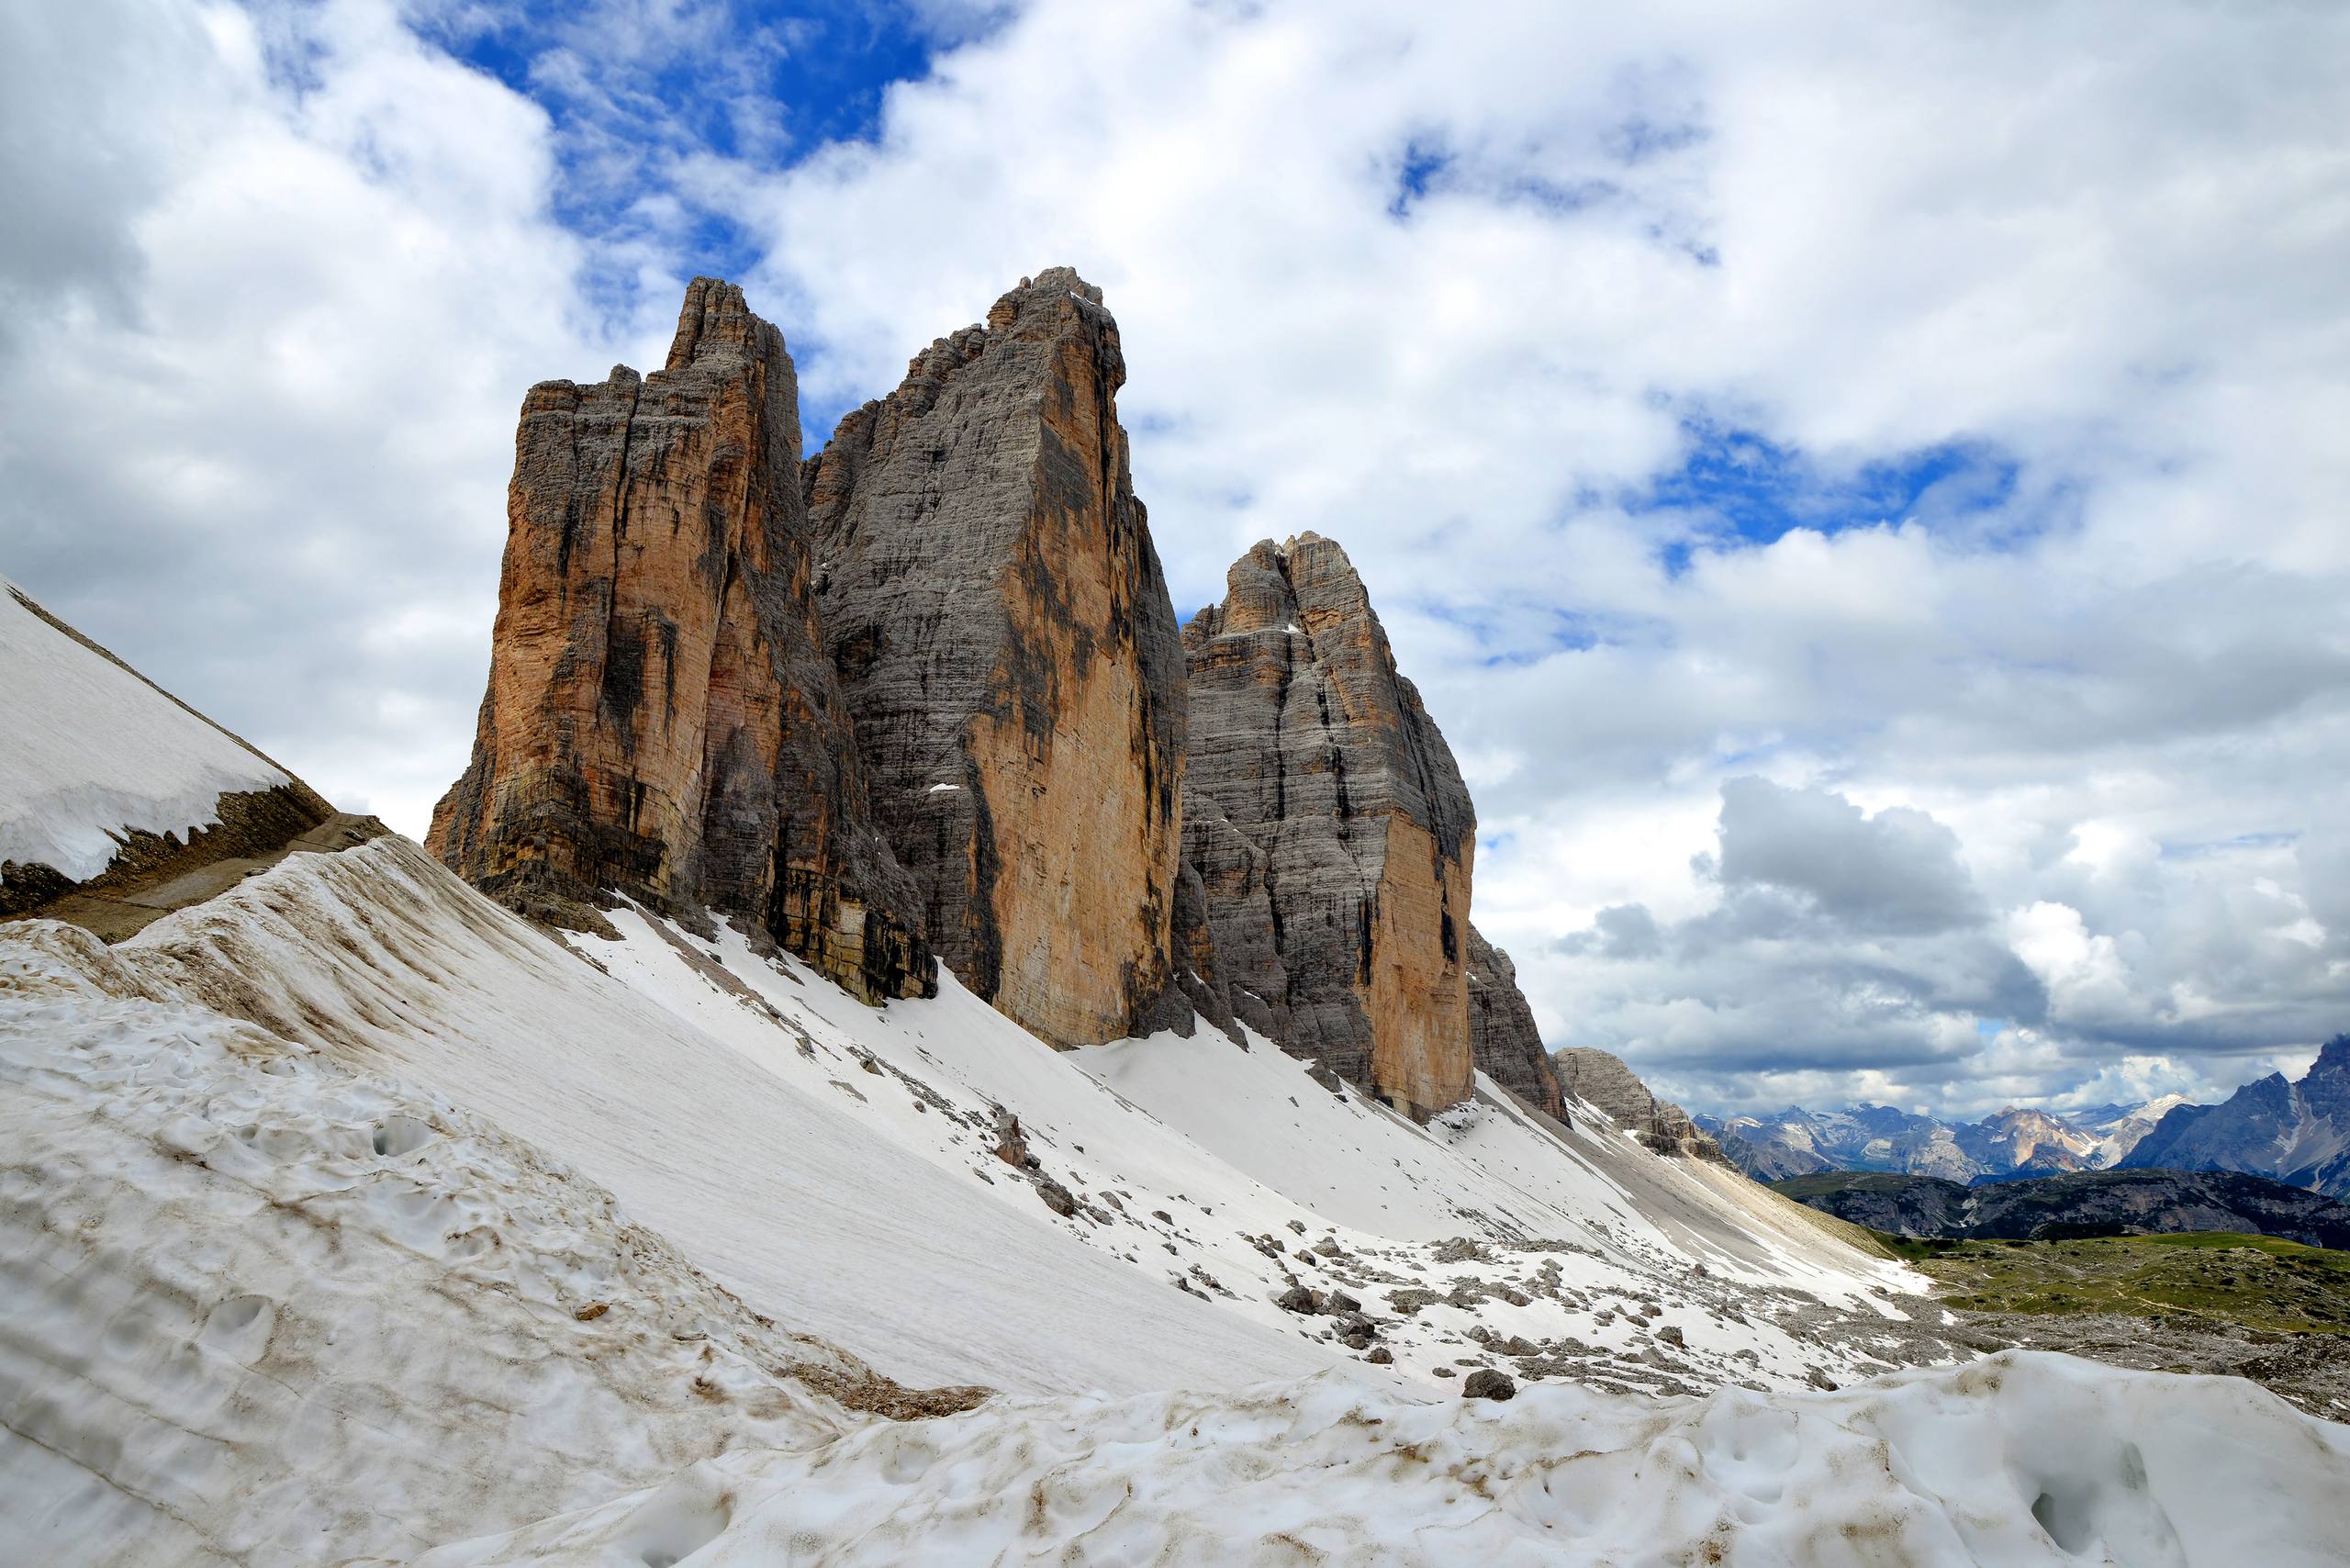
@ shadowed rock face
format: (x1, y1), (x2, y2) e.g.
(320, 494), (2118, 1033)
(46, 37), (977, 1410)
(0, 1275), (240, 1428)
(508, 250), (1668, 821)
(1466, 925), (1564, 1119)
(1557, 1047), (1722, 1160)
(1181, 533), (1477, 1118)
(428, 279), (931, 1003)
(804, 269), (1190, 1047)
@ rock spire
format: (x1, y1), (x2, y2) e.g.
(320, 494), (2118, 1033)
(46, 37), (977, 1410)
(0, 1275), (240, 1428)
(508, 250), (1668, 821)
(428, 278), (931, 1002)
(805, 269), (1192, 1047)
(1180, 533), (1477, 1117)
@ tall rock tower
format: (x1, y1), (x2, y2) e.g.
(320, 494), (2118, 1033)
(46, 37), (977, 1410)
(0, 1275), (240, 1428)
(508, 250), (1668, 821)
(428, 279), (931, 1002)
(1181, 533), (1477, 1117)
(804, 269), (1191, 1047)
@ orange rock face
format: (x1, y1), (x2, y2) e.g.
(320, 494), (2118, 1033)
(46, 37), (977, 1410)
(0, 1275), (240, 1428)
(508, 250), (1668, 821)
(429, 280), (930, 1002)
(806, 270), (1190, 1047)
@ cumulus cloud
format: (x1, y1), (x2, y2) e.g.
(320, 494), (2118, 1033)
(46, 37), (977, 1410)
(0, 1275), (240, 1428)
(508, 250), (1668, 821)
(0, 0), (685, 831)
(5, 0), (2348, 1114)
(1711, 778), (1985, 935)
(1544, 778), (2349, 1117)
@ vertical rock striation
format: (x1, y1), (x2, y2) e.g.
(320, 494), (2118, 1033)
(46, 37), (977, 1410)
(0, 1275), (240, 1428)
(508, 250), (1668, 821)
(1181, 533), (1476, 1117)
(804, 269), (1189, 1047)
(1465, 924), (1565, 1119)
(428, 279), (931, 1002)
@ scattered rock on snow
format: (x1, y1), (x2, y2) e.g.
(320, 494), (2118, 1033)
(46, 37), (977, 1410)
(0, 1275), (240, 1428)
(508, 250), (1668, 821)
(1461, 1370), (1516, 1401)
(990, 1105), (1028, 1167)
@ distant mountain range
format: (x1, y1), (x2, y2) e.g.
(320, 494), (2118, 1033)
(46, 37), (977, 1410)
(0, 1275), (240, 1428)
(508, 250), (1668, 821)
(1696, 1097), (2192, 1184)
(1705, 1036), (2350, 1200)
(2119, 1036), (2350, 1198)
(1772, 1168), (2350, 1250)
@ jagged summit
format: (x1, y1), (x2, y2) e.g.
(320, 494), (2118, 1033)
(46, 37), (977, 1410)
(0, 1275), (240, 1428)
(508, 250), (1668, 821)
(665, 274), (776, 370)
(423, 274), (1560, 1113)
(2122, 1033), (2350, 1196)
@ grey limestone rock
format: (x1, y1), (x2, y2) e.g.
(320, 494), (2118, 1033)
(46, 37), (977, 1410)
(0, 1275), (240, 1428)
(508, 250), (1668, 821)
(1181, 533), (1477, 1117)
(1465, 924), (1565, 1118)
(806, 269), (1189, 1047)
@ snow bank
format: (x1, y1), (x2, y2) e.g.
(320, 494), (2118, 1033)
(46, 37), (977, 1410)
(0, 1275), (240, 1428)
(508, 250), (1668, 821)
(575, 901), (1921, 1392)
(55, 834), (1932, 1399)
(105, 836), (1328, 1395)
(0, 582), (288, 880)
(417, 1351), (2350, 1566)
(0, 922), (957, 1567)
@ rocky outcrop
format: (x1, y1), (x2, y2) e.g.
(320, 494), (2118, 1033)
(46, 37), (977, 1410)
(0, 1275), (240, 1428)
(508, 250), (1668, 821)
(1464, 924), (1564, 1119)
(805, 269), (1188, 1047)
(1556, 1047), (1722, 1159)
(1181, 533), (1477, 1118)
(428, 279), (930, 1003)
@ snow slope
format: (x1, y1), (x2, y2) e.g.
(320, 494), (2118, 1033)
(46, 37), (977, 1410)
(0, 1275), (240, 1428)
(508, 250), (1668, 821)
(8, 842), (2350, 1564)
(0, 923), (964, 1567)
(0, 581), (290, 880)
(417, 1351), (2350, 1568)
(103, 836), (1325, 1396)
(87, 834), (1929, 1396)
(586, 902), (1920, 1392)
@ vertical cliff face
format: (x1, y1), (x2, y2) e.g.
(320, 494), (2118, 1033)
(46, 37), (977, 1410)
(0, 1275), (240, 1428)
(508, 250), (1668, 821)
(1181, 534), (1476, 1117)
(804, 269), (1189, 1047)
(1465, 924), (1565, 1119)
(428, 279), (931, 1002)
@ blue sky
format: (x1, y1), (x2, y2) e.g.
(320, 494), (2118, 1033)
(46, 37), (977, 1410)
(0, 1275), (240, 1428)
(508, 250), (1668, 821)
(5, 0), (2347, 1120)
(417, 2), (941, 351)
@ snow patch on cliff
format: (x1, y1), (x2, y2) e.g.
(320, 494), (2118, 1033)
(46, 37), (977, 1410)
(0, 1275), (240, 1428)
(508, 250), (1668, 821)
(0, 581), (289, 879)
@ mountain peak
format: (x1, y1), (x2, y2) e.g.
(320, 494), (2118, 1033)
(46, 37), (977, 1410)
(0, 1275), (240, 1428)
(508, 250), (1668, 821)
(664, 275), (777, 372)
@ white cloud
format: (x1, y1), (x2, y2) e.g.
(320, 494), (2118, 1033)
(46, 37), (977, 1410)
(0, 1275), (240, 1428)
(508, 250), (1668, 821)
(0, 0), (683, 832)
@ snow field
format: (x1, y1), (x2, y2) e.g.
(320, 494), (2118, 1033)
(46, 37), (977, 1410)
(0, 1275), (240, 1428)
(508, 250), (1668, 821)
(0, 922), (917, 1568)
(413, 1350), (2350, 1567)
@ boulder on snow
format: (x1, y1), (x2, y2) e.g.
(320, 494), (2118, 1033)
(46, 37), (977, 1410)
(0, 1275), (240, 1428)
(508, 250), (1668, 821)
(1461, 1369), (1516, 1401)
(1035, 1180), (1078, 1216)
